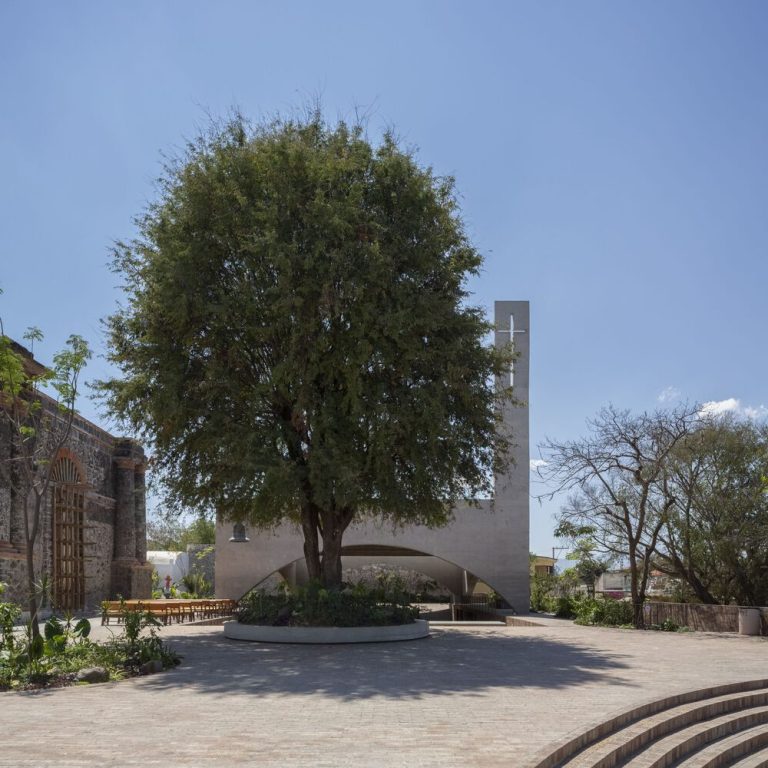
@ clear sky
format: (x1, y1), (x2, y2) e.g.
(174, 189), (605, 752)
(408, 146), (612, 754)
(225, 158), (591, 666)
(1, 1), (766, 559)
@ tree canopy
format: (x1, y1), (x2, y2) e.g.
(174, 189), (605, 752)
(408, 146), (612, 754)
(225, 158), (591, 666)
(100, 113), (512, 588)
(541, 404), (700, 627)
(542, 404), (768, 621)
(658, 416), (768, 605)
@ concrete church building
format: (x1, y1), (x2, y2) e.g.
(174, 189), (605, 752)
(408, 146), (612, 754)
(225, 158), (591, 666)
(0, 342), (152, 611)
(216, 300), (531, 612)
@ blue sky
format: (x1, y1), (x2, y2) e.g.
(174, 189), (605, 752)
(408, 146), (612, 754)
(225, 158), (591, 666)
(1, 1), (766, 558)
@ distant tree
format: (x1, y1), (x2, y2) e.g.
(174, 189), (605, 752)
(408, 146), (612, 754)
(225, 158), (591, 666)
(146, 513), (215, 550)
(179, 515), (215, 549)
(0, 318), (90, 637)
(539, 404), (699, 628)
(560, 532), (611, 595)
(99, 112), (512, 590)
(145, 516), (185, 551)
(657, 416), (768, 605)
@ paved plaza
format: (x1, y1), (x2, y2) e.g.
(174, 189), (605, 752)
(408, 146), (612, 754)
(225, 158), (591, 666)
(1, 618), (767, 767)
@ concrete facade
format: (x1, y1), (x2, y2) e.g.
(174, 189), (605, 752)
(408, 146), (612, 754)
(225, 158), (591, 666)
(0, 343), (151, 610)
(216, 300), (530, 612)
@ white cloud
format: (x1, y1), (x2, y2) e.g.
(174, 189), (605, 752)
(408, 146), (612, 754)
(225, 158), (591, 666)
(699, 398), (740, 417)
(530, 459), (548, 471)
(657, 386), (681, 403)
(699, 398), (767, 421)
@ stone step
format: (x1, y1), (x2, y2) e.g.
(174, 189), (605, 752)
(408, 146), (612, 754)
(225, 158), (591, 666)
(730, 743), (768, 767)
(527, 680), (768, 768)
(624, 705), (768, 768)
(677, 723), (768, 767)
(562, 688), (768, 768)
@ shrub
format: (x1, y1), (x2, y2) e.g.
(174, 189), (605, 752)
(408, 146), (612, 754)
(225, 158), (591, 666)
(181, 572), (212, 598)
(237, 581), (418, 628)
(0, 598), (180, 691)
(574, 596), (633, 627)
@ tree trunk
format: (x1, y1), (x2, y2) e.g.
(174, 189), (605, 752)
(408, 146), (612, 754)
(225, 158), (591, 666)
(300, 504), (321, 583)
(25, 541), (40, 639)
(628, 551), (645, 630)
(318, 506), (354, 590)
(321, 526), (343, 589)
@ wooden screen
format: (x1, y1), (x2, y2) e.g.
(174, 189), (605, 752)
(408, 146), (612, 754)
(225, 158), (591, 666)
(52, 457), (85, 611)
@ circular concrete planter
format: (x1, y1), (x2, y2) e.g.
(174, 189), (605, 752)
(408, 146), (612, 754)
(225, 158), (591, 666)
(223, 618), (429, 644)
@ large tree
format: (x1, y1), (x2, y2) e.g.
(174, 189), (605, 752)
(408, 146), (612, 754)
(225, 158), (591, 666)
(540, 404), (699, 627)
(657, 416), (768, 605)
(100, 113), (511, 589)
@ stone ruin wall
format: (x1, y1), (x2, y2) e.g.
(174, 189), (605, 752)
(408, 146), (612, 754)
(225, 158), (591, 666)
(0, 397), (149, 611)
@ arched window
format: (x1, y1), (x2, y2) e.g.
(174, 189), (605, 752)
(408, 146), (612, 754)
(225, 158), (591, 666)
(51, 453), (86, 610)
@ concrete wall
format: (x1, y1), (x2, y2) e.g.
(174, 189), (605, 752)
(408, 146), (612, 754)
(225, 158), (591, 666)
(216, 300), (531, 613)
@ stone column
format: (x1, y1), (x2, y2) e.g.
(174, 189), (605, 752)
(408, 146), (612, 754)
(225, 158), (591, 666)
(134, 463), (147, 564)
(113, 457), (137, 562)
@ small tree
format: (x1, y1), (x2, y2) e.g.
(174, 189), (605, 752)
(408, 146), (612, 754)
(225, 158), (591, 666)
(99, 112), (512, 591)
(0, 320), (90, 637)
(539, 404), (698, 628)
(557, 530), (611, 596)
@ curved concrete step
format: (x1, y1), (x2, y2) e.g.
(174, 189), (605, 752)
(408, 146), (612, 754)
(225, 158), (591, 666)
(730, 743), (768, 767)
(562, 689), (768, 768)
(677, 723), (768, 767)
(624, 706), (768, 767)
(528, 679), (768, 768)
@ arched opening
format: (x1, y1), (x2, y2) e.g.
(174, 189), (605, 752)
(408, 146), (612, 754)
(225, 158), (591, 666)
(51, 453), (86, 611)
(240, 544), (504, 609)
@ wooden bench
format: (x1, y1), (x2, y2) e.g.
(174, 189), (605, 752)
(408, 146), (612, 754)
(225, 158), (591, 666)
(101, 598), (238, 625)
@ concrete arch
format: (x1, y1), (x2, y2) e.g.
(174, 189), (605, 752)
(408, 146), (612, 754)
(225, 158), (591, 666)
(234, 544), (497, 600)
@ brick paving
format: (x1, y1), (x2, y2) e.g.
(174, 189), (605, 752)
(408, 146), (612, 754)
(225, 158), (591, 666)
(1, 618), (767, 767)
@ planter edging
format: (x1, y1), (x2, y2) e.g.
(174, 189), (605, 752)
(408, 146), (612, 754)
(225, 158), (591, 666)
(223, 618), (430, 644)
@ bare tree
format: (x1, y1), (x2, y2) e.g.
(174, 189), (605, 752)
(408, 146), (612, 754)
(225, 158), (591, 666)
(0, 324), (90, 637)
(539, 404), (699, 628)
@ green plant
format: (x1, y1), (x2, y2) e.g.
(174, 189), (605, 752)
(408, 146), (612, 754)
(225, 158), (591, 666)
(106, 601), (180, 671)
(181, 571), (212, 598)
(650, 618), (683, 632)
(574, 596), (634, 627)
(237, 581), (418, 628)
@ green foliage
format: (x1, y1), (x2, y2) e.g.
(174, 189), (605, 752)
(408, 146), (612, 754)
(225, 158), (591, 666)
(530, 572), (559, 612)
(0, 597), (179, 691)
(237, 580), (418, 628)
(573, 596), (634, 627)
(99, 110), (513, 589)
(660, 416), (768, 606)
(530, 568), (581, 614)
(650, 618), (683, 632)
(181, 571), (212, 598)
(146, 513), (215, 551)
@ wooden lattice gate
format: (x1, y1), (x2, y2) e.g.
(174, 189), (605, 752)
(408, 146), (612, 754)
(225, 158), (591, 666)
(52, 456), (86, 611)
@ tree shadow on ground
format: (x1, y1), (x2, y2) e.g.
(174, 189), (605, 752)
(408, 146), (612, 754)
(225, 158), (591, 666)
(139, 626), (635, 701)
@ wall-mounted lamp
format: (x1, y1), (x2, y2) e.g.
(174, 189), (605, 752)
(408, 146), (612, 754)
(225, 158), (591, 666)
(229, 522), (250, 542)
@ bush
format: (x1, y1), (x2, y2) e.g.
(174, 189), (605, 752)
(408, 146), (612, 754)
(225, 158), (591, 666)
(237, 581), (418, 627)
(650, 618), (685, 632)
(181, 572), (212, 598)
(0, 597), (180, 691)
(574, 596), (634, 627)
